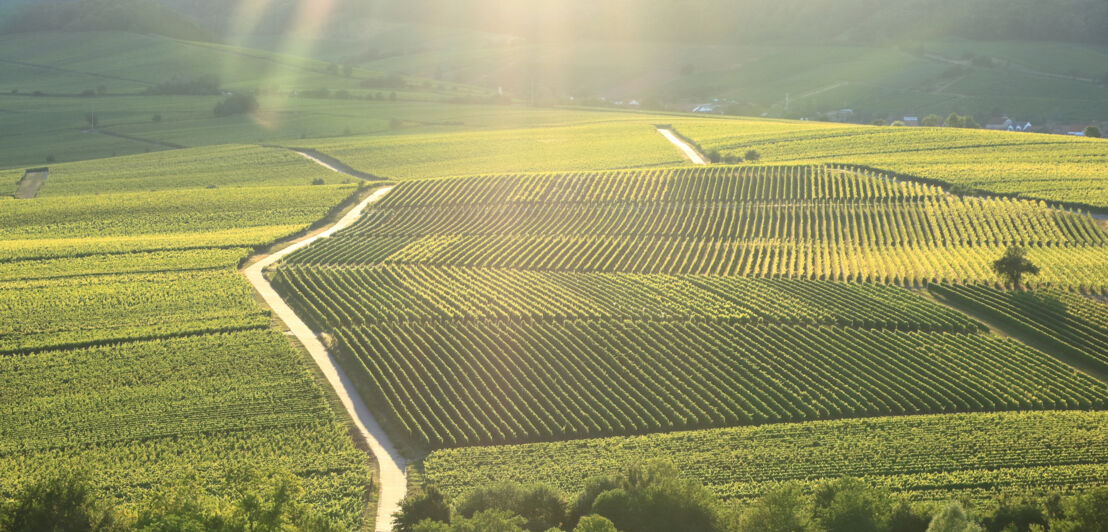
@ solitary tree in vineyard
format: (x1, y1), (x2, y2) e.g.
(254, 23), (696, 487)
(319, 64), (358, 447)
(992, 246), (1039, 287)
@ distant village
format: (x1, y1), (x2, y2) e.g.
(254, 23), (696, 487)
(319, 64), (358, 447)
(685, 101), (1102, 137)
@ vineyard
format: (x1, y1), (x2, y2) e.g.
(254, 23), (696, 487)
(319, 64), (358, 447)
(930, 284), (1108, 372)
(668, 119), (1108, 211)
(0, 155), (375, 527)
(268, 160), (1108, 459)
(289, 120), (685, 180)
(272, 265), (982, 332)
(282, 165), (1108, 290)
(421, 411), (1108, 503)
(323, 318), (1107, 447)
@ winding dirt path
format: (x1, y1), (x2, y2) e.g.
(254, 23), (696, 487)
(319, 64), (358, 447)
(657, 127), (709, 165)
(243, 186), (404, 532)
(285, 147), (382, 180)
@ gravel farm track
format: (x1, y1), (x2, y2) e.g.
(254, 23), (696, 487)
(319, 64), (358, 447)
(241, 146), (403, 531)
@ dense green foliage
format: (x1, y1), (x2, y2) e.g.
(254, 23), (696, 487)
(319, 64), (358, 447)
(929, 284), (1108, 371)
(407, 460), (1108, 532)
(281, 165), (1108, 290)
(421, 411), (1108, 502)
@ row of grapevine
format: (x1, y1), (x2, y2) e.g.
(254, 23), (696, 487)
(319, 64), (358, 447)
(422, 411), (1108, 502)
(372, 165), (939, 209)
(272, 264), (982, 333)
(929, 284), (1108, 369)
(339, 198), (1103, 247)
(287, 235), (1108, 292)
(330, 319), (1108, 447)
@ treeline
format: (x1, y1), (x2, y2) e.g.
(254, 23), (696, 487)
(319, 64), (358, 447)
(155, 0), (1108, 45)
(1, 0), (212, 41)
(0, 469), (347, 532)
(395, 462), (1108, 532)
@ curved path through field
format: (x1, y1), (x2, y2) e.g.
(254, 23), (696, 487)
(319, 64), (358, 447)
(658, 127), (709, 165)
(244, 185), (404, 532)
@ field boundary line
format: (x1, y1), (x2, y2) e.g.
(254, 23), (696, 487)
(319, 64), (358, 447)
(243, 186), (404, 532)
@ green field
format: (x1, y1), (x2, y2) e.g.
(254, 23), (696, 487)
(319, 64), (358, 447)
(670, 118), (1108, 211)
(422, 411), (1108, 503)
(4, 17), (1108, 528)
(0, 152), (374, 526)
(279, 165), (1108, 290)
(271, 164), (1108, 453)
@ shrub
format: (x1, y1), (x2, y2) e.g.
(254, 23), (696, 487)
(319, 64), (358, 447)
(575, 515), (619, 532)
(922, 114), (944, 127)
(732, 485), (818, 532)
(394, 486), (451, 532)
(706, 150), (722, 163)
(744, 149), (761, 162)
(213, 93), (259, 117)
(0, 473), (124, 532)
(1085, 126), (1102, 138)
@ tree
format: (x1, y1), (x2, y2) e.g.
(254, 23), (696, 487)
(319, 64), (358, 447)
(872, 119), (886, 126)
(134, 487), (228, 532)
(213, 93), (259, 117)
(813, 478), (891, 532)
(414, 510), (527, 532)
(1084, 126), (1102, 138)
(706, 150), (722, 163)
(342, 64), (353, 77)
(980, 496), (1047, 532)
(991, 246), (1039, 286)
(887, 501), (930, 532)
(945, 113), (964, 128)
(922, 114), (943, 127)
(732, 485), (818, 532)
(1049, 487), (1108, 532)
(456, 482), (566, 532)
(891, 120), (906, 127)
(927, 503), (983, 532)
(744, 149), (761, 162)
(395, 486), (452, 532)
(575, 515), (620, 532)
(0, 473), (124, 532)
(580, 461), (723, 532)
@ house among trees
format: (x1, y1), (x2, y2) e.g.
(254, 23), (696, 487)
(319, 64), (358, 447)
(985, 117), (1032, 131)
